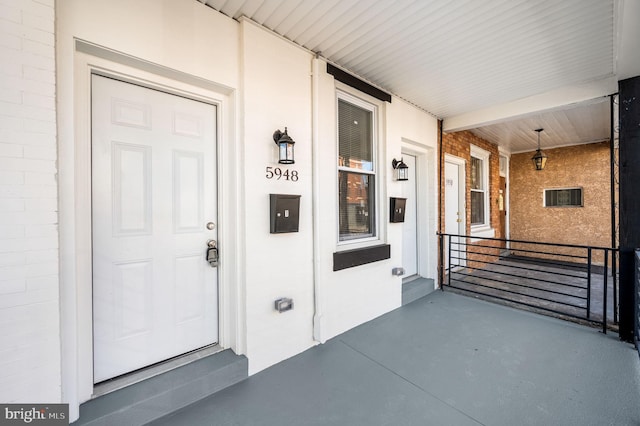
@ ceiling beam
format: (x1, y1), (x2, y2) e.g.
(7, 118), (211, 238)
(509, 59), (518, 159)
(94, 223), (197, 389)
(442, 76), (617, 132)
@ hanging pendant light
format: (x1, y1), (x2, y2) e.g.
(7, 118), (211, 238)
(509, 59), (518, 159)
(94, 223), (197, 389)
(531, 128), (547, 171)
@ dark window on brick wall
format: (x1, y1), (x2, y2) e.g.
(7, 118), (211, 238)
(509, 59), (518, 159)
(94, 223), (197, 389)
(544, 188), (583, 207)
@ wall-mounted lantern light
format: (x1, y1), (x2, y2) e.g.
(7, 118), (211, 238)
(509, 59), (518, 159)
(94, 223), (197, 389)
(531, 128), (547, 171)
(392, 158), (409, 181)
(273, 127), (295, 164)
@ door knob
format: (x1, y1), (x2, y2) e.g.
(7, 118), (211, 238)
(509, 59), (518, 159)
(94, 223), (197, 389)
(206, 222), (216, 230)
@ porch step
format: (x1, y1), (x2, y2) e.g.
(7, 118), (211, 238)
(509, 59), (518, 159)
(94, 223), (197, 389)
(74, 349), (247, 426)
(402, 277), (435, 305)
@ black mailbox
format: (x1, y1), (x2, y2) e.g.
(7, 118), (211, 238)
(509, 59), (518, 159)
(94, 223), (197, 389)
(390, 197), (407, 223)
(270, 194), (301, 233)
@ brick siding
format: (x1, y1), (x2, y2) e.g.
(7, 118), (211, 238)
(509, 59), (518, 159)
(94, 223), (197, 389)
(0, 0), (61, 403)
(510, 141), (612, 265)
(440, 130), (502, 270)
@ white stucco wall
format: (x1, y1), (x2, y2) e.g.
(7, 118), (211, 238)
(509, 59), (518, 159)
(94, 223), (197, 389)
(56, 0), (238, 89)
(313, 78), (399, 339)
(0, 0), (61, 404)
(240, 20), (316, 374)
(238, 32), (439, 368)
(50, 0), (439, 419)
(387, 98), (439, 281)
(313, 78), (439, 341)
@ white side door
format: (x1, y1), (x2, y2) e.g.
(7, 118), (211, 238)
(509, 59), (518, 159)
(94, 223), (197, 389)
(92, 75), (218, 382)
(444, 160), (464, 269)
(401, 154), (418, 277)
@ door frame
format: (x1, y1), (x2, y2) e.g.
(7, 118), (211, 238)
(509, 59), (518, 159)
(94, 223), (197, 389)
(498, 150), (510, 242)
(400, 139), (437, 280)
(58, 42), (244, 408)
(400, 152), (419, 279)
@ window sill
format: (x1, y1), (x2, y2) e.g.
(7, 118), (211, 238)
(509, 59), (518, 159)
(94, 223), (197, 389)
(470, 226), (495, 242)
(336, 236), (379, 251)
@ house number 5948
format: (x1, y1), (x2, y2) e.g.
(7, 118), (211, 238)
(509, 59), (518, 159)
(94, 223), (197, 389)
(266, 166), (299, 181)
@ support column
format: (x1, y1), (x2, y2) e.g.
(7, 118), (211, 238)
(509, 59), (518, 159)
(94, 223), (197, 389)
(618, 76), (640, 343)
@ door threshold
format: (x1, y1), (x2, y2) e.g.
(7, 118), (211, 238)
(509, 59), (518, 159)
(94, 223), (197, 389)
(93, 344), (223, 398)
(77, 348), (247, 425)
(402, 277), (436, 305)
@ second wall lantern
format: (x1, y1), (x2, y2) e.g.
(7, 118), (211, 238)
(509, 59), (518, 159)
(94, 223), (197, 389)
(392, 158), (409, 181)
(273, 127), (295, 164)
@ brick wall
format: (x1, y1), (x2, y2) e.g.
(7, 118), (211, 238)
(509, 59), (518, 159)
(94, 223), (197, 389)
(0, 0), (61, 402)
(441, 131), (502, 269)
(510, 141), (611, 265)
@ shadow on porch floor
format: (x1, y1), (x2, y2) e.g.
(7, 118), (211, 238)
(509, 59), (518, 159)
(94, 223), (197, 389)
(148, 291), (639, 426)
(446, 254), (617, 329)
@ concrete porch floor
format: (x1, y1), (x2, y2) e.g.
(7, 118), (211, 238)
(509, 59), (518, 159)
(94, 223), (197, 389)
(149, 291), (640, 426)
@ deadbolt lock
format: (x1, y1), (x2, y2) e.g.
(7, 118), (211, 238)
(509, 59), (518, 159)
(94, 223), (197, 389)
(206, 239), (218, 267)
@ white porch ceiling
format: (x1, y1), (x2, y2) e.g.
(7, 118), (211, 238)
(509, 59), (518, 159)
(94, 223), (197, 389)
(470, 98), (611, 154)
(200, 0), (639, 151)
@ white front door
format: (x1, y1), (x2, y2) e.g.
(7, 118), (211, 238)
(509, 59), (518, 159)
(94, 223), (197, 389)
(91, 75), (218, 382)
(401, 154), (418, 277)
(444, 160), (464, 269)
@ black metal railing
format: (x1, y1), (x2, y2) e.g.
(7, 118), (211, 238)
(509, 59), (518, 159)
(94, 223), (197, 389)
(438, 233), (619, 333)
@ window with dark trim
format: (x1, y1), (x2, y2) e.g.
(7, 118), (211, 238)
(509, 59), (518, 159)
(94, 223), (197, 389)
(544, 188), (583, 207)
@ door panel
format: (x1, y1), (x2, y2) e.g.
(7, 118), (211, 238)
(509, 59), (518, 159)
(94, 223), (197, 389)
(444, 162), (460, 235)
(92, 75), (218, 382)
(112, 143), (152, 235)
(444, 161), (464, 269)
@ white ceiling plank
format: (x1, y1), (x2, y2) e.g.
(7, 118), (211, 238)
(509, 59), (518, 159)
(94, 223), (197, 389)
(251, 0), (288, 25)
(281, 0), (344, 44)
(266, 0), (317, 36)
(336, 1), (475, 71)
(301, 1), (391, 53)
(468, 98), (611, 153)
(364, 4), (612, 89)
(199, 0), (637, 151)
(320, 1), (420, 62)
(204, 0), (228, 12)
(225, 0), (264, 20)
